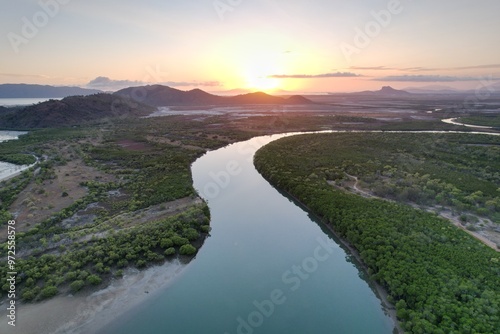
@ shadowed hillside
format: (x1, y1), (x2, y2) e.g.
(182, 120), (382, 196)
(115, 85), (314, 106)
(0, 94), (154, 129)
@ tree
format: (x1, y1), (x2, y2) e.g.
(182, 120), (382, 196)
(21, 289), (36, 301)
(86, 274), (102, 285)
(179, 244), (197, 255)
(70, 280), (85, 292)
(164, 247), (176, 256)
(40, 286), (58, 299)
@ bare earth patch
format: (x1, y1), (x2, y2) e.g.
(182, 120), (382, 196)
(116, 139), (149, 151)
(146, 135), (206, 151)
(0, 159), (116, 239)
(106, 196), (204, 229)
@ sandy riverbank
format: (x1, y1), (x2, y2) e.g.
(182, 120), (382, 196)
(0, 259), (188, 334)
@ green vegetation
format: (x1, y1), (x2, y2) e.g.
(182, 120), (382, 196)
(85, 139), (197, 211)
(255, 133), (500, 333)
(179, 244), (197, 255)
(262, 133), (500, 223)
(457, 115), (500, 128)
(0, 153), (36, 165)
(2, 99), (494, 310)
(0, 200), (209, 301)
(0, 116), (242, 302)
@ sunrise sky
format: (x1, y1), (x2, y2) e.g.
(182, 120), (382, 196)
(1, 0), (500, 93)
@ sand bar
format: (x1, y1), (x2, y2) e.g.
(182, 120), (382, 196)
(0, 259), (187, 334)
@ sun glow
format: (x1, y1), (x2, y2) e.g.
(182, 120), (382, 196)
(240, 53), (284, 92)
(245, 75), (280, 92)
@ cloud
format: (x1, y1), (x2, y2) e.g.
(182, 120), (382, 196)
(452, 64), (500, 71)
(268, 72), (360, 79)
(374, 75), (499, 82)
(350, 66), (394, 71)
(86, 76), (222, 91)
(0, 73), (52, 79)
(87, 77), (143, 90)
(350, 66), (438, 72)
(352, 63), (500, 72)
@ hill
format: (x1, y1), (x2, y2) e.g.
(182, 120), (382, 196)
(0, 94), (154, 129)
(403, 85), (461, 94)
(348, 86), (412, 97)
(0, 84), (102, 98)
(115, 85), (313, 106)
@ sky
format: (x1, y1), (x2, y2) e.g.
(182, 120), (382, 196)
(1, 0), (500, 93)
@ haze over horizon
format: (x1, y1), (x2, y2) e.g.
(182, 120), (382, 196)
(2, 0), (500, 93)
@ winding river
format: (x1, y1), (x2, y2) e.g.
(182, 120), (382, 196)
(104, 132), (395, 334)
(3, 128), (497, 333)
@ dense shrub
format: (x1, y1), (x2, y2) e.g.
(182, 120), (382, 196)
(179, 244), (197, 255)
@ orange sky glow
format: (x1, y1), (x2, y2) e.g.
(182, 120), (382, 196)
(1, 1), (500, 93)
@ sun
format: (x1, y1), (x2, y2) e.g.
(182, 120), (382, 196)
(240, 55), (283, 92)
(246, 75), (280, 92)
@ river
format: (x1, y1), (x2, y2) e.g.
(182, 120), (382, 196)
(102, 132), (395, 334)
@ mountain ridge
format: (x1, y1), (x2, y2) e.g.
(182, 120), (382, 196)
(114, 85), (314, 106)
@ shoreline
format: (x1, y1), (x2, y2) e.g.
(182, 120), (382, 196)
(321, 222), (403, 333)
(0, 161), (36, 183)
(0, 259), (188, 334)
(441, 118), (494, 129)
(269, 184), (403, 333)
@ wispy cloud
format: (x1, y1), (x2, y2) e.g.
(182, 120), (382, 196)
(268, 72), (360, 79)
(87, 77), (142, 90)
(0, 73), (51, 79)
(350, 66), (438, 72)
(350, 66), (395, 71)
(374, 75), (500, 82)
(452, 64), (500, 71)
(352, 63), (500, 73)
(86, 76), (221, 91)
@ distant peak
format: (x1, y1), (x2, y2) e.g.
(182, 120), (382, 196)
(378, 86), (410, 95)
(381, 86), (396, 92)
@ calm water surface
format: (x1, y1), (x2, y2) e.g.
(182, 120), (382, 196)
(103, 133), (394, 334)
